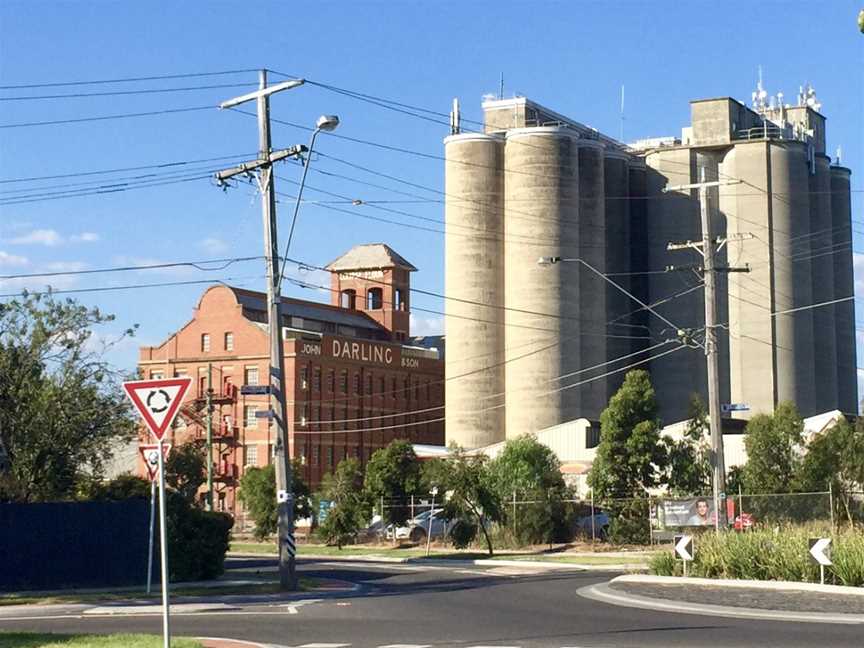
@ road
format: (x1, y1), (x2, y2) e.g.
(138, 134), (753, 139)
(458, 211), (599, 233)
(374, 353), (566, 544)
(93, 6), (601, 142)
(1, 556), (860, 647)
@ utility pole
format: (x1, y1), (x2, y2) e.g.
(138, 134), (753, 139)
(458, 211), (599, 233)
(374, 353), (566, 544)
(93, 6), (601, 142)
(664, 170), (749, 531)
(205, 362), (213, 511)
(215, 70), (306, 589)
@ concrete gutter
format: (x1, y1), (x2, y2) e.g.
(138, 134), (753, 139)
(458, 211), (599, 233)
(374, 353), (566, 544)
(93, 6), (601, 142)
(578, 575), (864, 625)
(615, 573), (864, 596)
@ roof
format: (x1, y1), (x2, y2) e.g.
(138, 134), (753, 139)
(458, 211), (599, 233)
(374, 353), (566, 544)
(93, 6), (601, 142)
(325, 243), (417, 272)
(228, 286), (386, 333)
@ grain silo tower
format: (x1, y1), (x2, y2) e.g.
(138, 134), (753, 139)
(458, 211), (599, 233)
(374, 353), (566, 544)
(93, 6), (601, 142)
(443, 129), (506, 448)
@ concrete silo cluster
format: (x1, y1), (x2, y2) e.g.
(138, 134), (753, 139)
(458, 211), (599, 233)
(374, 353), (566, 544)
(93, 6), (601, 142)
(444, 87), (856, 449)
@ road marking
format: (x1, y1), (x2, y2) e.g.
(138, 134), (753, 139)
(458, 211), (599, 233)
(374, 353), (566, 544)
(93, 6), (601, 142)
(378, 645), (432, 648)
(280, 598), (323, 615)
(295, 644), (351, 648)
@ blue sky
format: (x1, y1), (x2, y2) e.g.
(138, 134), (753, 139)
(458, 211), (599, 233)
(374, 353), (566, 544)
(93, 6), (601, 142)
(1, 1), (862, 398)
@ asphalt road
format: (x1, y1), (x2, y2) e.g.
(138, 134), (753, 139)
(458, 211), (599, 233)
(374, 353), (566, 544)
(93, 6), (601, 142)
(1, 557), (860, 648)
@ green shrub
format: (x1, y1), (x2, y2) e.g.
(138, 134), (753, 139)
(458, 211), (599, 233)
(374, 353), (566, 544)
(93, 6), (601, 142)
(166, 490), (233, 581)
(607, 499), (650, 545)
(649, 525), (864, 586)
(449, 518), (478, 549)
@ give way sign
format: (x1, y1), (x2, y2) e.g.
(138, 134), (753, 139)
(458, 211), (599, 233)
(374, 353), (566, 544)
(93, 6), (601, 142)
(123, 377), (192, 441)
(139, 443), (172, 481)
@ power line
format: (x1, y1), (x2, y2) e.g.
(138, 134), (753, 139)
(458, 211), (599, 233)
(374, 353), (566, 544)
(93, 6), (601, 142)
(0, 153), (253, 185)
(0, 275), (263, 299)
(0, 69), (258, 90)
(0, 105), (214, 129)
(0, 83), (257, 102)
(0, 256), (263, 281)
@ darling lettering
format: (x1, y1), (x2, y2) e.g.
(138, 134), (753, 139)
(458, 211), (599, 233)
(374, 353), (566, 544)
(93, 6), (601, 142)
(332, 339), (393, 364)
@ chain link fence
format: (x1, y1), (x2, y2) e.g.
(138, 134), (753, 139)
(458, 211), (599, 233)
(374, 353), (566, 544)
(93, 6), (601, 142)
(368, 489), (850, 548)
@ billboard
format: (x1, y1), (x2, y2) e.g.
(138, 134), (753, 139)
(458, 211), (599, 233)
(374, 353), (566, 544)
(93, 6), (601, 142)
(652, 497), (717, 529)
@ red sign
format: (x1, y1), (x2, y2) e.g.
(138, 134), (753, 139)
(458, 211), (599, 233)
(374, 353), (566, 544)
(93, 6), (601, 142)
(139, 443), (172, 481)
(123, 377), (191, 441)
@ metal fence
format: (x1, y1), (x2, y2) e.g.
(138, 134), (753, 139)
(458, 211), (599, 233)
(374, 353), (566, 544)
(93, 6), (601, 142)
(371, 489), (846, 547)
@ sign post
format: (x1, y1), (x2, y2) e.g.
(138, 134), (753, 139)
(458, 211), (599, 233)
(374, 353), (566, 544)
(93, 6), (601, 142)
(140, 444), (171, 596)
(124, 377), (191, 648)
(674, 534), (694, 577)
(809, 537), (832, 585)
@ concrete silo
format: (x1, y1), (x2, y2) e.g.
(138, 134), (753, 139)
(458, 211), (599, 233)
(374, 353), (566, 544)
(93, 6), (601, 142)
(576, 139), (608, 419)
(603, 149), (631, 398)
(627, 159), (650, 359)
(503, 127), (581, 436)
(830, 165), (857, 413)
(769, 142), (816, 413)
(808, 154), (838, 411)
(444, 133), (506, 448)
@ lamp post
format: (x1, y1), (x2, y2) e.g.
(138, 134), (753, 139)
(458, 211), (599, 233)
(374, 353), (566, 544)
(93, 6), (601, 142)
(276, 114), (340, 291)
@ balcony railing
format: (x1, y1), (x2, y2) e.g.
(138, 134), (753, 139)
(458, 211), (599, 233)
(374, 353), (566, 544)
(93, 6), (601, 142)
(195, 384), (238, 403)
(213, 461), (239, 481)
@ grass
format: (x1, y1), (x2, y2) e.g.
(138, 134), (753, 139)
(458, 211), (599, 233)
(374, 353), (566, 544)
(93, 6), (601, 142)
(648, 524), (864, 586)
(0, 633), (201, 648)
(231, 542), (654, 565)
(0, 579), (321, 607)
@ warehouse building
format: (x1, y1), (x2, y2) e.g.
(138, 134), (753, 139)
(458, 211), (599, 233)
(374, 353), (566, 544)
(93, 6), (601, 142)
(444, 81), (856, 448)
(137, 244), (444, 514)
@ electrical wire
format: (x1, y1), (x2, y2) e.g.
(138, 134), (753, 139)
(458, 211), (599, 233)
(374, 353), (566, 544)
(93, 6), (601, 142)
(0, 83), (256, 102)
(0, 105), (214, 129)
(0, 69), (259, 90)
(0, 256), (263, 281)
(0, 275), (264, 299)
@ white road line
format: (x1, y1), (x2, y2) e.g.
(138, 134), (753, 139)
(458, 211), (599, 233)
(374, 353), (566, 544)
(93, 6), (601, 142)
(378, 644), (432, 648)
(294, 644), (351, 648)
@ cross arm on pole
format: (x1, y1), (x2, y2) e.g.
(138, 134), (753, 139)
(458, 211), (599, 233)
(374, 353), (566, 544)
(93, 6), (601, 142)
(215, 145), (307, 185)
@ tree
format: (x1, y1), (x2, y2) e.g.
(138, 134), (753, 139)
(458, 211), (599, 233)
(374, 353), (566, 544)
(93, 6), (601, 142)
(317, 458), (371, 548)
(238, 461), (311, 541)
(795, 416), (864, 523)
(165, 441), (207, 504)
(742, 402), (804, 494)
(664, 395), (711, 496)
(588, 370), (667, 499)
(0, 294), (137, 502)
(488, 435), (570, 545)
(436, 447), (502, 555)
(363, 439), (423, 527)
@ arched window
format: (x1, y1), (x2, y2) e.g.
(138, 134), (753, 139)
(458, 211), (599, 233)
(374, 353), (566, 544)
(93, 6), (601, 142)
(367, 288), (383, 310)
(340, 289), (356, 309)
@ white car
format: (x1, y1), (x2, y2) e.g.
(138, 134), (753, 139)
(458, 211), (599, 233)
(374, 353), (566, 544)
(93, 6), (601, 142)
(386, 509), (453, 543)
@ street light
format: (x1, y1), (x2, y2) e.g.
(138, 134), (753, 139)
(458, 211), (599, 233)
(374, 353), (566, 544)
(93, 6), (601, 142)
(276, 114), (340, 290)
(536, 256), (683, 334)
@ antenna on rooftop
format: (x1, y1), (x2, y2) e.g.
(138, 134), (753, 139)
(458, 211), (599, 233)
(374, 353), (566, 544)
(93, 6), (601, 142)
(499, 72), (504, 100)
(450, 97), (461, 135)
(619, 85), (625, 142)
(751, 65), (769, 112)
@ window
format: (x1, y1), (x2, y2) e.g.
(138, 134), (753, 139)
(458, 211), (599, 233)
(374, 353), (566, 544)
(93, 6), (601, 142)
(392, 377), (398, 399)
(244, 406), (258, 427)
(586, 424), (601, 449)
(312, 446), (320, 466)
(328, 370), (336, 392)
(300, 366), (308, 390)
(150, 370), (165, 379)
(328, 446), (335, 467)
(175, 369), (188, 378)
(244, 366), (259, 386)
(378, 376), (385, 395)
(415, 381), (420, 401)
(394, 288), (405, 311)
(313, 368), (321, 392)
(404, 377), (410, 399)
(340, 370), (348, 394)
(353, 373), (360, 394)
(366, 288), (383, 310)
(426, 381), (431, 400)
(201, 334), (210, 352)
(340, 289), (356, 309)
(299, 446), (307, 465)
(245, 445), (258, 466)
(224, 332), (234, 351)
(301, 402), (310, 427)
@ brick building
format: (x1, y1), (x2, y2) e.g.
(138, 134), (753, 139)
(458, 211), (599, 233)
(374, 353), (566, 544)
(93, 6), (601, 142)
(137, 244), (444, 514)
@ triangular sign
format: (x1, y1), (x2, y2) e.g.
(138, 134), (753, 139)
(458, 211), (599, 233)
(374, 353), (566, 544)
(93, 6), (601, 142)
(139, 443), (172, 481)
(123, 377), (192, 441)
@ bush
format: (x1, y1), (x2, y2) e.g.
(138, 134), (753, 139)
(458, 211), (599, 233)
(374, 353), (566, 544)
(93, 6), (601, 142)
(607, 499), (650, 545)
(89, 475), (233, 581)
(166, 490), (233, 581)
(449, 518), (478, 549)
(649, 525), (864, 586)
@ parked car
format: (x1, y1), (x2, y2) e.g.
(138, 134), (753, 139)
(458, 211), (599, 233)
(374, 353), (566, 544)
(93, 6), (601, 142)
(387, 509), (454, 544)
(575, 509), (610, 541)
(733, 513), (755, 531)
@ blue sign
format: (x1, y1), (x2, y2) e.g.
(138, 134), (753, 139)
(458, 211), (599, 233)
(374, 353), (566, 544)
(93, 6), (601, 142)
(318, 499), (333, 523)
